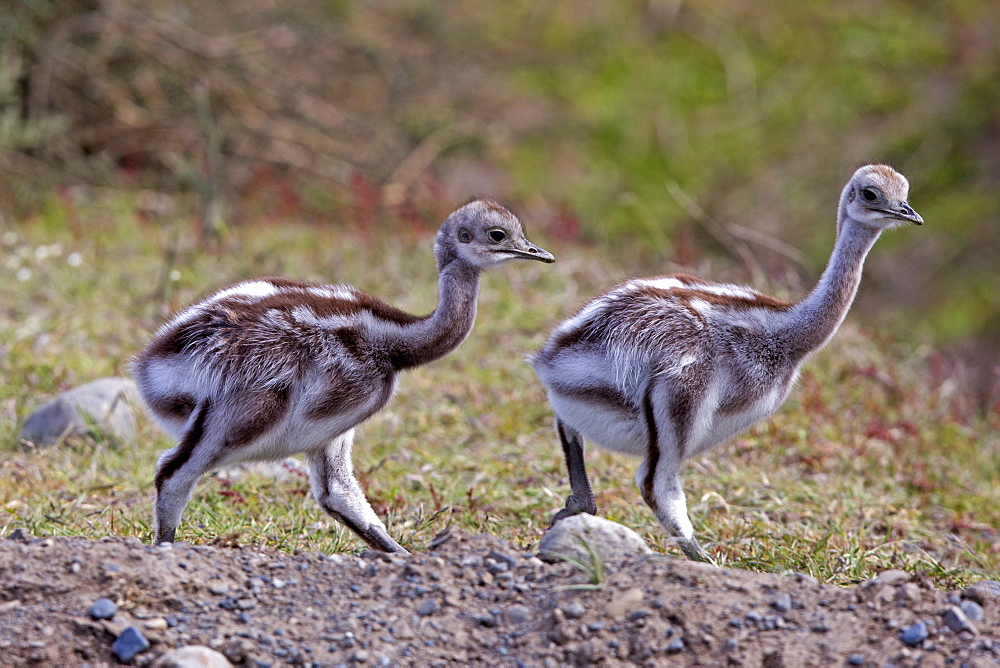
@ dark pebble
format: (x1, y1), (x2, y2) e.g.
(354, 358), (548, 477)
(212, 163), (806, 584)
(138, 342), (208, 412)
(88, 597), (117, 620)
(745, 610), (763, 623)
(960, 600), (984, 622)
(666, 637), (684, 653)
(112, 626), (150, 662)
(901, 621), (928, 646)
(847, 654), (865, 666)
(416, 599), (440, 616)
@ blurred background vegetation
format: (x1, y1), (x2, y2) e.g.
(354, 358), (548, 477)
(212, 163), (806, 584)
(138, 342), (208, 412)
(1, 0), (998, 408)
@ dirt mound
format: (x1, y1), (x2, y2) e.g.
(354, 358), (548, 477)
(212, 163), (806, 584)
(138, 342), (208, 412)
(1, 530), (997, 666)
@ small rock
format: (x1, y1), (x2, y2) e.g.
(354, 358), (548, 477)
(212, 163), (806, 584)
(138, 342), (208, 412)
(506, 605), (531, 625)
(19, 377), (140, 448)
(963, 580), (1000, 606)
(666, 637), (684, 653)
(960, 600), (984, 622)
(416, 599), (440, 616)
(6, 528), (33, 542)
(772, 593), (793, 612)
(628, 609), (652, 622)
(723, 638), (739, 652)
(900, 621), (928, 646)
(88, 597), (117, 620)
(563, 601), (586, 619)
(847, 654), (865, 666)
(113, 626), (151, 662)
(351, 649), (370, 663)
(152, 645), (232, 668)
(538, 514), (651, 565)
(897, 583), (922, 603)
(473, 613), (497, 628)
(867, 569), (909, 587)
(143, 618), (168, 631)
(942, 606), (977, 635)
(606, 587), (644, 619)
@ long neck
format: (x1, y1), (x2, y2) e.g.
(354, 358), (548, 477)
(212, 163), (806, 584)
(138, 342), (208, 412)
(388, 258), (481, 370)
(782, 215), (881, 359)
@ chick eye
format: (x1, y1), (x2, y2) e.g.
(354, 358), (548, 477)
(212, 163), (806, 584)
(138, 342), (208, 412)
(488, 229), (507, 243)
(861, 188), (879, 203)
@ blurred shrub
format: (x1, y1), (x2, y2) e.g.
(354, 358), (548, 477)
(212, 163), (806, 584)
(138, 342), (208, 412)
(0, 0), (997, 403)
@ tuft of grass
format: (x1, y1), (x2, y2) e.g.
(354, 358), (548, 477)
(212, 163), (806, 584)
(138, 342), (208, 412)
(1, 197), (997, 589)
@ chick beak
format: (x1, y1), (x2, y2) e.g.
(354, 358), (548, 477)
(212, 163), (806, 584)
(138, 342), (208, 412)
(896, 202), (923, 225)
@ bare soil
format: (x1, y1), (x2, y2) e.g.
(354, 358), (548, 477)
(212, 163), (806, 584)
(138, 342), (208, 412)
(0, 530), (997, 666)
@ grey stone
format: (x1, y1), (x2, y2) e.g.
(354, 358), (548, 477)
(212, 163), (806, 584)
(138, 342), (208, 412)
(869, 569), (910, 586)
(538, 514), (651, 565)
(506, 604), (531, 625)
(113, 626), (151, 662)
(963, 580), (1000, 606)
(6, 528), (33, 542)
(19, 378), (140, 448)
(847, 654), (865, 666)
(563, 601), (586, 619)
(666, 637), (684, 653)
(88, 597), (117, 620)
(960, 599), (984, 622)
(416, 599), (439, 616)
(900, 621), (928, 646)
(942, 605), (977, 635)
(772, 593), (793, 612)
(152, 646), (233, 668)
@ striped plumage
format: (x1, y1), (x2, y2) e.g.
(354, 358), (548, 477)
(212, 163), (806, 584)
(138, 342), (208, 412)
(134, 199), (554, 552)
(532, 164), (922, 561)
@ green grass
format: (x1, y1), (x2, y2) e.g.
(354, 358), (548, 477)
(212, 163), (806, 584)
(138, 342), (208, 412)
(1, 196), (997, 589)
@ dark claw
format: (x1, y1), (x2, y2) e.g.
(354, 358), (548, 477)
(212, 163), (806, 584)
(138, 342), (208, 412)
(549, 495), (597, 527)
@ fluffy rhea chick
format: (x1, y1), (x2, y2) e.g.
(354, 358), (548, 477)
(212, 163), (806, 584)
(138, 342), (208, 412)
(531, 164), (921, 562)
(134, 199), (554, 552)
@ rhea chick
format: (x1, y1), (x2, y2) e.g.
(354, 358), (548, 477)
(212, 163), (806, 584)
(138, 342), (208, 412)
(531, 164), (922, 561)
(134, 199), (554, 552)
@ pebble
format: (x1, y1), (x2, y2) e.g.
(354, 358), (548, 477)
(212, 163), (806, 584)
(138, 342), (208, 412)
(88, 597), (117, 620)
(942, 606), (977, 635)
(113, 626), (151, 662)
(847, 654), (865, 666)
(666, 637), (684, 653)
(963, 580), (1000, 606)
(563, 601), (586, 619)
(723, 638), (739, 652)
(772, 593), (793, 612)
(870, 569), (910, 586)
(152, 645), (232, 667)
(898, 583), (922, 603)
(606, 588), (644, 619)
(900, 621), (928, 646)
(506, 604), (531, 625)
(143, 617), (169, 630)
(416, 599), (440, 616)
(960, 600), (984, 622)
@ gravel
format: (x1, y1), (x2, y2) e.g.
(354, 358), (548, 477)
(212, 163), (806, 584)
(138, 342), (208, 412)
(0, 531), (997, 665)
(88, 597), (118, 620)
(113, 626), (151, 662)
